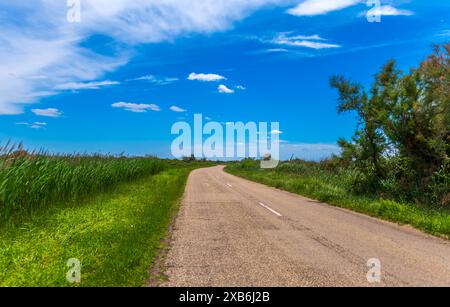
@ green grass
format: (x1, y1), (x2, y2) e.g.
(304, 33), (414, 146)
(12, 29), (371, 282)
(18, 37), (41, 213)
(0, 166), (195, 287)
(225, 165), (450, 239)
(0, 145), (167, 225)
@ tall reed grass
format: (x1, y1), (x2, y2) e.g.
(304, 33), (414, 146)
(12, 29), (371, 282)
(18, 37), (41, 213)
(0, 143), (166, 224)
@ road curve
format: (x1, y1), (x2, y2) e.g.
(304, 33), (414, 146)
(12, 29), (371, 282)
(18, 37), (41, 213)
(161, 166), (450, 287)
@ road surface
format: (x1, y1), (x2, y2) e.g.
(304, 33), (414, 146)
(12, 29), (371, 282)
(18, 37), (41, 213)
(161, 166), (450, 287)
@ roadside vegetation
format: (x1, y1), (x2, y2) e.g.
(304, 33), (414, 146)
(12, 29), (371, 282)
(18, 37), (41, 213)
(226, 45), (450, 239)
(0, 143), (168, 226)
(0, 145), (211, 286)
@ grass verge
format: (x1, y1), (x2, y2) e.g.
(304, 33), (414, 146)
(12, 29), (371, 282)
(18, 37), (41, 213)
(225, 167), (450, 240)
(0, 166), (195, 287)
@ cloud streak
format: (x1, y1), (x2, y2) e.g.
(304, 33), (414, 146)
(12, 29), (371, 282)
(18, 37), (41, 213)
(170, 106), (187, 113)
(188, 73), (226, 82)
(112, 102), (161, 113)
(131, 75), (179, 85)
(272, 33), (341, 50)
(365, 5), (414, 17)
(32, 108), (63, 118)
(54, 80), (120, 91)
(287, 0), (361, 16)
(0, 0), (293, 115)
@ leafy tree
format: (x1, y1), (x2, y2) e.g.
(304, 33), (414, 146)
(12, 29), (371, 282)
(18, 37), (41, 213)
(331, 44), (450, 206)
(330, 75), (387, 178)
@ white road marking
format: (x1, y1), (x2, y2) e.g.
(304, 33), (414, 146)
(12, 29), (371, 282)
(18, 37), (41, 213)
(258, 202), (283, 217)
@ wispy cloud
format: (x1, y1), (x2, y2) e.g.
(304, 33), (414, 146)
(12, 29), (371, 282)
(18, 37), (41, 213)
(16, 121), (48, 129)
(54, 80), (120, 91)
(32, 108), (63, 118)
(112, 102), (161, 113)
(218, 84), (235, 94)
(365, 5), (414, 17)
(188, 73), (226, 82)
(264, 48), (290, 53)
(273, 33), (341, 50)
(170, 106), (187, 113)
(287, 0), (362, 16)
(1, 1), (292, 115)
(131, 75), (179, 85)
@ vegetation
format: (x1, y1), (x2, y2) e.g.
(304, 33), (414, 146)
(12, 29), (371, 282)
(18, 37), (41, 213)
(0, 143), (166, 225)
(330, 44), (449, 208)
(226, 45), (450, 239)
(226, 159), (450, 239)
(0, 144), (212, 286)
(0, 166), (195, 286)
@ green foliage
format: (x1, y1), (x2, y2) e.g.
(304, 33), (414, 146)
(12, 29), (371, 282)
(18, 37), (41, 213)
(230, 158), (260, 170)
(0, 167), (194, 286)
(226, 162), (450, 239)
(330, 44), (450, 207)
(0, 144), (167, 225)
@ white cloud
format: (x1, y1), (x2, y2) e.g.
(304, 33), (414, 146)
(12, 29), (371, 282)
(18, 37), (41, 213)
(131, 75), (179, 85)
(30, 124), (45, 129)
(112, 102), (161, 113)
(271, 129), (283, 135)
(438, 30), (450, 38)
(273, 33), (340, 49)
(32, 108), (63, 118)
(283, 34), (325, 40)
(366, 5), (414, 17)
(54, 80), (120, 91)
(236, 85), (247, 90)
(188, 72), (226, 82)
(288, 0), (361, 16)
(218, 84), (235, 94)
(264, 48), (289, 53)
(1, 1), (293, 115)
(170, 106), (187, 113)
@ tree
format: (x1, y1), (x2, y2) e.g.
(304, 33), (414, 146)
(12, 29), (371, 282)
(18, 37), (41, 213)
(331, 44), (450, 205)
(330, 75), (387, 178)
(374, 45), (450, 176)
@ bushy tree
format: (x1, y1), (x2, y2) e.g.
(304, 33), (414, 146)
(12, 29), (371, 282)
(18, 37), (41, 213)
(330, 44), (450, 206)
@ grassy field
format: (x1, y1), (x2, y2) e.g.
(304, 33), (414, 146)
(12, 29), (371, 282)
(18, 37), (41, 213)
(226, 161), (450, 239)
(0, 145), (167, 225)
(0, 146), (210, 286)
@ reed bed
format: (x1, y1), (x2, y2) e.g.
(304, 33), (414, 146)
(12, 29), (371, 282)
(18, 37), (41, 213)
(0, 143), (166, 224)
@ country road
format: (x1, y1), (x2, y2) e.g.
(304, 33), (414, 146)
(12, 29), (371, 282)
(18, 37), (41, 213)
(161, 166), (450, 287)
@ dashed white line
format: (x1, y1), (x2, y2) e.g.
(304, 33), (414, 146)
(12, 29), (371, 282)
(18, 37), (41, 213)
(258, 202), (283, 217)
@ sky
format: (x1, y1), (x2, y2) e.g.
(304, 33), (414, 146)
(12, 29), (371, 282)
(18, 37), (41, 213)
(0, 0), (449, 160)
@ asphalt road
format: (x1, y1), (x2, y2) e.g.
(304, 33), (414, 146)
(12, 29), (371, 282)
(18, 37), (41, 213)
(162, 166), (450, 287)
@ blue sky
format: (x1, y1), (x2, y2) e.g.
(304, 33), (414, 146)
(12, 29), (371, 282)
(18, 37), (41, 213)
(0, 0), (449, 160)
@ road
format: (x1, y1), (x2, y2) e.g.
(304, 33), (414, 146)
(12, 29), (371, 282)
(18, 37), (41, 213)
(161, 166), (450, 287)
